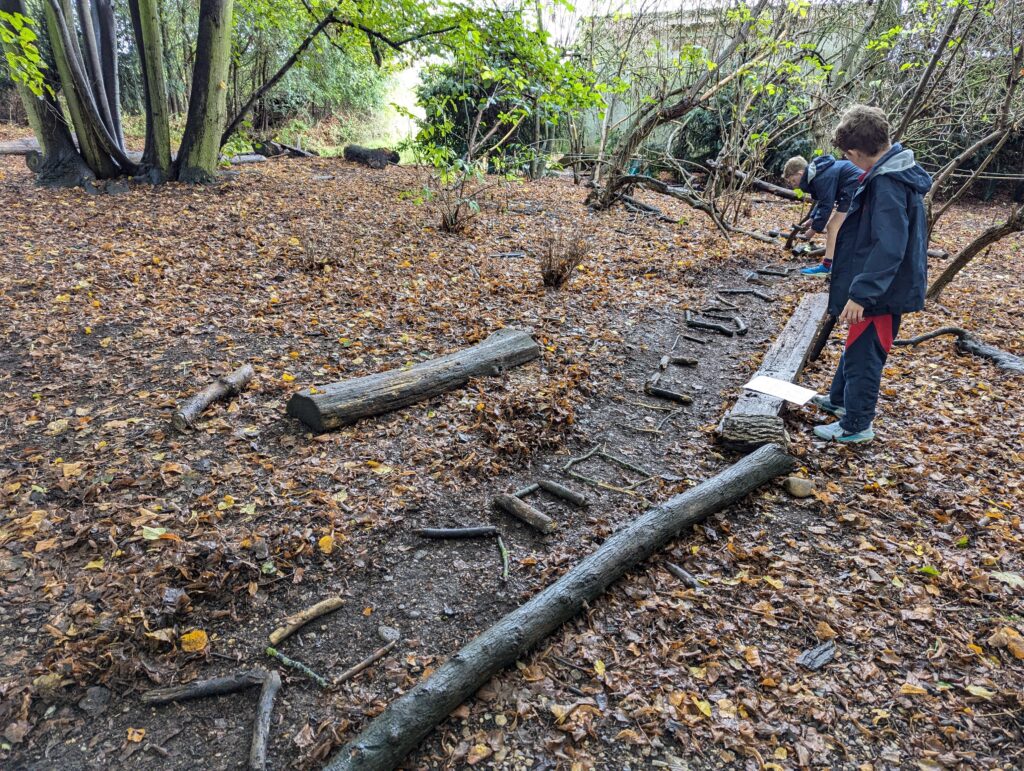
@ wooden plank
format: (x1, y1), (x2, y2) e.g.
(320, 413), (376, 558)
(717, 293), (829, 451)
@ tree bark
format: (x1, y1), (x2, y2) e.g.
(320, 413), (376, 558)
(93, 0), (122, 145)
(287, 328), (540, 432)
(248, 670), (281, 771)
(42, 0), (120, 178)
(343, 145), (400, 168)
(324, 443), (795, 771)
(0, 0), (92, 186)
(128, 0), (173, 180)
(177, 0), (234, 183)
(926, 206), (1023, 300)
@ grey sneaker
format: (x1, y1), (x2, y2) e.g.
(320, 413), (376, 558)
(809, 394), (846, 418)
(814, 421), (875, 444)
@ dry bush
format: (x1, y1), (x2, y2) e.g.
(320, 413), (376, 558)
(540, 230), (588, 289)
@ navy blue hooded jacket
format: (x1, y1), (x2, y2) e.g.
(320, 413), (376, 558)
(798, 155), (862, 232)
(829, 143), (933, 318)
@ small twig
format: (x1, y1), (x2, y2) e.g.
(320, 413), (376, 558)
(644, 383), (693, 404)
(685, 310), (734, 337)
(415, 526), (499, 539)
(623, 399), (676, 412)
(682, 334), (707, 345)
(142, 671), (266, 705)
(269, 597), (345, 646)
(248, 670), (281, 771)
(656, 410), (679, 431)
(335, 640), (398, 686)
(497, 536), (510, 581)
(756, 265), (790, 277)
(665, 562), (703, 591)
(513, 482), (540, 498)
(618, 422), (663, 435)
(719, 288), (774, 302)
(493, 493), (556, 534)
(266, 647), (329, 688)
(668, 356), (698, 367)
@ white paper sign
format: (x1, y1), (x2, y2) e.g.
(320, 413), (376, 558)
(743, 375), (817, 406)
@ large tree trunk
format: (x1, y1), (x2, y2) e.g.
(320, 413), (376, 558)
(926, 205), (1023, 300)
(324, 443), (795, 771)
(177, 0), (234, 183)
(42, 0), (120, 178)
(287, 328), (541, 432)
(0, 0), (92, 186)
(128, 0), (173, 180)
(93, 0), (123, 146)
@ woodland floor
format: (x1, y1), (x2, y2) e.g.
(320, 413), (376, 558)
(1, 127), (1023, 770)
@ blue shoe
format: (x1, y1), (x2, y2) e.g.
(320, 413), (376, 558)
(809, 395), (846, 418)
(813, 421), (875, 444)
(800, 264), (831, 276)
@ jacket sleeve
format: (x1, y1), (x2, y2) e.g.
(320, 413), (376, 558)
(809, 172), (839, 232)
(848, 180), (910, 308)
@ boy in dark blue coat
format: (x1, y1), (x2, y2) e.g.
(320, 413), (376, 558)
(783, 154), (862, 275)
(809, 105), (932, 444)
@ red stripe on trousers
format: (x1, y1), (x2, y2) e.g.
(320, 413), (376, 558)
(845, 314), (894, 352)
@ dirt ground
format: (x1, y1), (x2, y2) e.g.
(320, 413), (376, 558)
(1, 137), (1022, 770)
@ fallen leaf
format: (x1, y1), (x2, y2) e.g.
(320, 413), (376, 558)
(180, 629), (208, 652)
(126, 727), (145, 743)
(988, 626), (1024, 659)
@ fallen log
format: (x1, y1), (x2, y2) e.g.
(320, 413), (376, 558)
(717, 293), (829, 451)
(287, 328), (540, 432)
(493, 493), (555, 534)
(415, 527), (498, 539)
(706, 160), (799, 201)
(343, 145), (399, 169)
(172, 364), (255, 431)
(142, 671), (266, 705)
(537, 480), (588, 507)
(248, 670), (281, 771)
(323, 443), (794, 771)
(894, 327), (1024, 374)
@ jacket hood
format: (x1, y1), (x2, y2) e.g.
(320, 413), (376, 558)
(799, 154), (835, 188)
(867, 144), (932, 194)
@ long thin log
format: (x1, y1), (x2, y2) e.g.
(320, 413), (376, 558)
(895, 327), (1024, 374)
(415, 527), (498, 539)
(323, 443), (794, 771)
(493, 494), (555, 534)
(706, 160), (799, 201)
(248, 670), (281, 771)
(172, 364), (255, 431)
(269, 597), (346, 646)
(537, 480), (588, 507)
(142, 671), (266, 705)
(287, 328), (540, 432)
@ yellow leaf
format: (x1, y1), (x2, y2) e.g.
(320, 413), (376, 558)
(815, 621), (837, 640)
(899, 682), (928, 696)
(692, 696), (712, 717)
(466, 743), (492, 765)
(594, 659), (605, 677)
(966, 684), (996, 700)
(100, 337), (112, 348)
(180, 629), (208, 653)
(318, 534), (335, 555)
(46, 418), (70, 435)
(289, 351), (299, 359)
(282, 372), (295, 382)
(126, 727), (145, 743)
(62, 461), (85, 478)
(371, 464), (393, 476)
(743, 646), (762, 667)
(141, 526), (168, 540)
(763, 575), (783, 590)
(54, 294), (70, 303)
(84, 558), (104, 570)
(362, 606), (373, 616)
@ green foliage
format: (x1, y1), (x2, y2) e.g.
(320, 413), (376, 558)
(0, 10), (50, 97)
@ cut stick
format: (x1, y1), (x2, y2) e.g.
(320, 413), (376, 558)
(172, 364), (255, 431)
(248, 670), (281, 771)
(335, 640), (398, 686)
(415, 526), (498, 539)
(668, 356), (698, 367)
(269, 597), (346, 646)
(493, 494), (555, 534)
(323, 443), (795, 771)
(644, 383), (693, 404)
(537, 480), (588, 507)
(665, 562), (703, 590)
(513, 482), (540, 498)
(142, 671), (266, 705)
(685, 310), (734, 337)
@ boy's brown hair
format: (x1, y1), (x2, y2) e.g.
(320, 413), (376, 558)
(833, 105), (890, 155)
(782, 155), (808, 180)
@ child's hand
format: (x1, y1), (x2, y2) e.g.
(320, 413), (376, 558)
(839, 300), (865, 325)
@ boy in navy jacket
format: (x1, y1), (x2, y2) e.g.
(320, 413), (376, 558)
(809, 105), (932, 444)
(783, 154), (862, 275)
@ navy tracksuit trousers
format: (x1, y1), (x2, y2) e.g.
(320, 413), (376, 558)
(828, 314), (901, 434)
